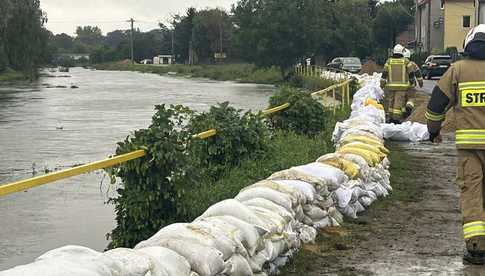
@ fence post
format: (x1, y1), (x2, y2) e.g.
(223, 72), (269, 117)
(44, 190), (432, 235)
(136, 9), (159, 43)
(333, 88), (336, 115)
(346, 82), (351, 109)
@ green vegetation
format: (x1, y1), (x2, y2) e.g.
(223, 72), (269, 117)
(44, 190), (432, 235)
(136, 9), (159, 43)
(0, 68), (28, 82)
(106, 85), (349, 248)
(95, 62), (283, 84)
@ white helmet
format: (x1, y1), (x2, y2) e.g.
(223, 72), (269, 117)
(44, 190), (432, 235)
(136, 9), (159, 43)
(393, 44), (405, 55)
(464, 24), (485, 50)
(403, 48), (411, 59)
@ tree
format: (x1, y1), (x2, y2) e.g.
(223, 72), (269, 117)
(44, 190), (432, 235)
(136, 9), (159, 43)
(373, 1), (414, 49)
(173, 7), (197, 64)
(52, 33), (74, 53)
(75, 26), (104, 47)
(2, 0), (49, 76)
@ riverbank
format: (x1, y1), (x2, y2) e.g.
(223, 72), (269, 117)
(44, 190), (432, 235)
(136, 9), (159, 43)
(0, 68), (29, 82)
(280, 139), (463, 275)
(94, 62), (284, 85)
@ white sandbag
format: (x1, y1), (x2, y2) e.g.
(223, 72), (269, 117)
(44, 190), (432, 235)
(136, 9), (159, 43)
(340, 205), (358, 219)
(328, 207), (344, 224)
(353, 201), (366, 213)
(135, 223), (235, 261)
(381, 121), (429, 142)
(104, 248), (170, 276)
(235, 187), (294, 213)
(247, 206), (288, 234)
(313, 217), (331, 229)
(136, 238), (228, 276)
(273, 180), (316, 203)
(359, 196), (374, 207)
(267, 169), (330, 194)
(1, 246), (122, 276)
(197, 199), (269, 232)
(292, 163), (348, 191)
(243, 180), (304, 204)
(226, 254), (253, 276)
(298, 225), (317, 243)
(334, 186), (353, 208)
(242, 198), (295, 222)
(198, 216), (267, 257)
(305, 206), (328, 220)
(136, 247), (193, 276)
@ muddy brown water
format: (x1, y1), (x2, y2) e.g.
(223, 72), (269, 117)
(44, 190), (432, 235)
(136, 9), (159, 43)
(0, 68), (275, 269)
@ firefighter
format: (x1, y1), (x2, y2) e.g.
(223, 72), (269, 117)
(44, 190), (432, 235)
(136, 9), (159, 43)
(381, 44), (416, 123)
(403, 48), (424, 118)
(426, 24), (485, 265)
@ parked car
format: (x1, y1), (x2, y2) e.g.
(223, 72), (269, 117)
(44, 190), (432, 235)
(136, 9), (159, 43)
(421, 55), (452, 79)
(327, 57), (362, 73)
(140, 59), (153, 65)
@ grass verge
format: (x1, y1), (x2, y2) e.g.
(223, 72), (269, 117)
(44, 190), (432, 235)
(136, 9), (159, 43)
(94, 62), (283, 85)
(279, 144), (420, 276)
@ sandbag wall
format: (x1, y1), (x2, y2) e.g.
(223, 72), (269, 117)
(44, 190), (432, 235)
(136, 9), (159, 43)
(0, 74), (391, 276)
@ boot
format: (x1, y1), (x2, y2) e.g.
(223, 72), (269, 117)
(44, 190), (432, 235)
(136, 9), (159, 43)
(464, 237), (485, 265)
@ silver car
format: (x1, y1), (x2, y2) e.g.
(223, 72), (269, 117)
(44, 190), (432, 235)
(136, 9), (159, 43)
(327, 57), (362, 73)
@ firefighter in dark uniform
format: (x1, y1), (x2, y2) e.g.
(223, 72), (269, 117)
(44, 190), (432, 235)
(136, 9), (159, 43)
(426, 24), (485, 264)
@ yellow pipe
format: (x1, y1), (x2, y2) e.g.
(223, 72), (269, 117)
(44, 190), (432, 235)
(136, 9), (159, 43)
(0, 150), (146, 197)
(192, 128), (217, 139)
(261, 103), (290, 116)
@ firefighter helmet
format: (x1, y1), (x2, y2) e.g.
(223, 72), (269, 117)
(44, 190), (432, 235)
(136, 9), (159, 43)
(403, 49), (411, 59)
(464, 24), (485, 51)
(393, 44), (405, 55)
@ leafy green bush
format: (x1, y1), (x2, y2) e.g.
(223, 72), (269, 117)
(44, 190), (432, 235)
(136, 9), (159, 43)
(188, 102), (269, 180)
(181, 130), (330, 220)
(268, 86), (327, 136)
(106, 105), (195, 249)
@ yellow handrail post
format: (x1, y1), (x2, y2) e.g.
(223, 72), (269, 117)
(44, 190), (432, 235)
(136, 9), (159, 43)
(333, 88), (337, 115)
(347, 82), (351, 108)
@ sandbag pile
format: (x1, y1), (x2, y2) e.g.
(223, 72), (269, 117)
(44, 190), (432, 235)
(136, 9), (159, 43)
(381, 121), (430, 142)
(0, 74), (393, 276)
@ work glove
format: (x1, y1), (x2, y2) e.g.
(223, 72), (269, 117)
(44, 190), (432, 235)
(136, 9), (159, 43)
(403, 102), (414, 118)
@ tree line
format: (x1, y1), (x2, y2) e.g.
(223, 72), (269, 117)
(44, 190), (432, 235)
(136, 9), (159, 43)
(1, 0), (414, 76)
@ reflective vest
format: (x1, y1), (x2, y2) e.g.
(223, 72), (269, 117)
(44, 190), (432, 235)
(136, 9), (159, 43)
(455, 80), (485, 147)
(384, 58), (411, 91)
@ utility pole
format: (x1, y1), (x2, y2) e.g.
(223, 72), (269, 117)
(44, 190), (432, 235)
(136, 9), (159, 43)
(171, 29), (175, 57)
(128, 18), (135, 64)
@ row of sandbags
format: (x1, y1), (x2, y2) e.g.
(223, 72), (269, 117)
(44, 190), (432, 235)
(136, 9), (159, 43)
(0, 74), (392, 276)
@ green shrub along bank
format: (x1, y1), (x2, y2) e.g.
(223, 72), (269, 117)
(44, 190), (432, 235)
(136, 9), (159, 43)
(0, 68), (29, 82)
(106, 85), (350, 249)
(94, 62), (283, 85)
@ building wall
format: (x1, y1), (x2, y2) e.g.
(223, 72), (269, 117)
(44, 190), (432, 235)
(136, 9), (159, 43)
(479, 1), (485, 23)
(444, 0), (475, 51)
(416, 0), (444, 53)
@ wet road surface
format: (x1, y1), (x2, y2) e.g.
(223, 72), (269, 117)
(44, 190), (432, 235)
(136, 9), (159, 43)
(0, 68), (275, 269)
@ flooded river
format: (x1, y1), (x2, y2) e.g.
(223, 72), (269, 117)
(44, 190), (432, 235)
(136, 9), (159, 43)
(0, 68), (275, 269)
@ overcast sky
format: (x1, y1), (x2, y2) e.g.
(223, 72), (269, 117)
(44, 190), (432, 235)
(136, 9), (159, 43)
(41, 0), (237, 35)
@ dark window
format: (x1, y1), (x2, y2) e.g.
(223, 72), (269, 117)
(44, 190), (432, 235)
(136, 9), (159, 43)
(463, 16), (471, 28)
(440, 0), (444, 10)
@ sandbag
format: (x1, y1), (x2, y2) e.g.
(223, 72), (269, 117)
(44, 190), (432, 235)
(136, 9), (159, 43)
(273, 180), (316, 203)
(292, 163), (348, 191)
(197, 216), (267, 257)
(338, 135), (389, 154)
(197, 199), (269, 232)
(1, 246), (122, 276)
(339, 129), (383, 143)
(304, 206), (328, 220)
(135, 223), (236, 261)
(136, 238), (228, 276)
(338, 142), (387, 159)
(136, 247), (193, 276)
(316, 154), (361, 179)
(243, 180), (304, 204)
(337, 147), (380, 167)
(268, 169), (330, 194)
(104, 248), (170, 276)
(381, 121), (429, 142)
(226, 254), (253, 276)
(235, 187), (295, 214)
(242, 198), (295, 222)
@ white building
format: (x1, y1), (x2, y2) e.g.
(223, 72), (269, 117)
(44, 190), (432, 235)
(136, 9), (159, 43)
(153, 55), (174, 65)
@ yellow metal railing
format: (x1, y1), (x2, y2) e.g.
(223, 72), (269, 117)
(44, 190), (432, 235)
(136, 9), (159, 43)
(0, 150), (146, 197)
(311, 80), (352, 115)
(0, 103), (291, 197)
